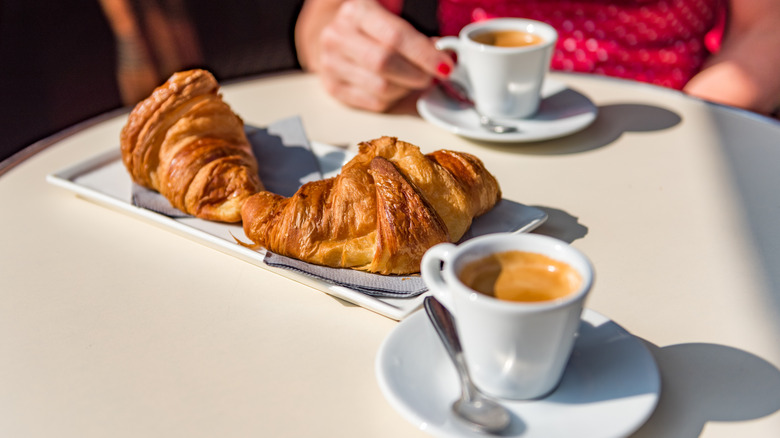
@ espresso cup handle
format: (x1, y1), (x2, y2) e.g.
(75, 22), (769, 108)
(421, 243), (457, 309)
(435, 36), (460, 54)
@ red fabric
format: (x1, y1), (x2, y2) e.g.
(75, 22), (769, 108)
(379, 0), (404, 14)
(438, 0), (727, 89)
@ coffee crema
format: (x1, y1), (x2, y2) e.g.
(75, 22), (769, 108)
(458, 251), (582, 302)
(470, 30), (544, 48)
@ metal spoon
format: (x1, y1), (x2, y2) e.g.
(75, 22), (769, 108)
(437, 80), (519, 134)
(476, 113), (518, 134)
(423, 296), (512, 434)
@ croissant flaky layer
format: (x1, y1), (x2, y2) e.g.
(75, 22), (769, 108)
(120, 69), (263, 222)
(241, 136), (501, 274)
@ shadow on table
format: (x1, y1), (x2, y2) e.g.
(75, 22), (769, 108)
(632, 342), (780, 437)
(528, 206), (589, 244)
(470, 103), (682, 155)
(711, 109), (780, 337)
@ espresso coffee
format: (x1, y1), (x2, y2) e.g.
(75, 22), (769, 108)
(471, 30), (544, 48)
(458, 251), (582, 302)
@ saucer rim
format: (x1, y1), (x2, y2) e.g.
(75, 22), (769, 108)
(416, 79), (598, 143)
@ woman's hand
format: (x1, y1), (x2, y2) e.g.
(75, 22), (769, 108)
(296, 0), (453, 112)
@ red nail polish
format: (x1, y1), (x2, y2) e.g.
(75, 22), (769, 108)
(437, 62), (452, 77)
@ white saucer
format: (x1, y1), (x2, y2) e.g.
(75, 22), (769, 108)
(376, 309), (660, 438)
(417, 79), (598, 143)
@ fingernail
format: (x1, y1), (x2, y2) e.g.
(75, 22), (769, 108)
(437, 62), (452, 77)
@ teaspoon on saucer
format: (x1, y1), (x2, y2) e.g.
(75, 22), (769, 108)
(436, 80), (519, 134)
(423, 296), (512, 434)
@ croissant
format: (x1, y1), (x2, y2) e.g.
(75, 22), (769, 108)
(241, 136), (501, 274)
(120, 69), (262, 222)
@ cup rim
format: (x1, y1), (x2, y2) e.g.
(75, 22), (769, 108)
(442, 233), (593, 312)
(460, 17), (559, 52)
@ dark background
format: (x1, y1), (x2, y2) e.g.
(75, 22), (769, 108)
(0, 0), (304, 164)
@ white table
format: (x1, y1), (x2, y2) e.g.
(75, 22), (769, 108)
(2, 71), (779, 437)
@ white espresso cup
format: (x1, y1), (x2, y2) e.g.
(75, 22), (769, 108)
(421, 233), (593, 400)
(436, 18), (558, 119)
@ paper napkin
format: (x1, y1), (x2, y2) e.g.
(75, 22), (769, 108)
(263, 252), (427, 298)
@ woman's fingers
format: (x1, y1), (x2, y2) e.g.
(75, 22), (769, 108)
(345, 0), (452, 80)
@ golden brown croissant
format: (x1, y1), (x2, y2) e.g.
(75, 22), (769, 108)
(241, 136), (501, 274)
(120, 69), (262, 222)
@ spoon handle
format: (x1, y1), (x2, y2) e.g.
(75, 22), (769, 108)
(435, 79), (473, 105)
(423, 296), (480, 402)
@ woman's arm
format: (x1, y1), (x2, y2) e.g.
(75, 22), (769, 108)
(684, 0), (780, 115)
